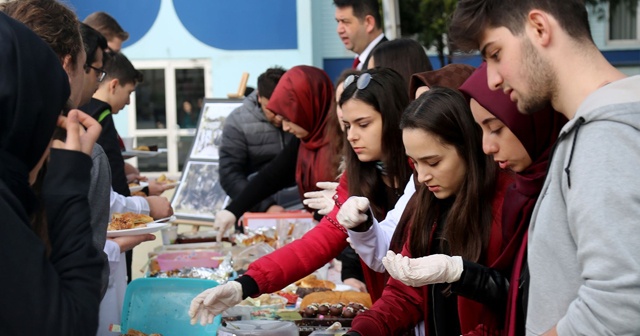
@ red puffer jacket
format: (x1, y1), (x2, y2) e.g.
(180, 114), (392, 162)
(243, 172), (390, 300)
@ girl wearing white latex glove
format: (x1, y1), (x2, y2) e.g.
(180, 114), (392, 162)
(382, 251), (463, 287)
(302, 181), (339, 215)
(336, 196), (371, 230)
(214, 209), (237, 242)
(189, 281), (243, 326)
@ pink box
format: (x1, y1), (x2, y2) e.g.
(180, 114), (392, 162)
(156, 251), (223, 271)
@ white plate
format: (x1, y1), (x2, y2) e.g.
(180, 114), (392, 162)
(107, 215), (176, 237)
(121, 149), (165, 158)
(129, 181), (149, 192)
(159, 181), (180, 189)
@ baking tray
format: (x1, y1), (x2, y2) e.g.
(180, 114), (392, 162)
(121, 278), (221, 335)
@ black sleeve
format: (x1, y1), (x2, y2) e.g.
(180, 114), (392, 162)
(0, 149), (103, 335)
(450, 259), (510, 315)
(96, 114), (130, 196)
(337, 246), (365, 282)
(225, 138), (299, 218)
(235, 275), (260, 299)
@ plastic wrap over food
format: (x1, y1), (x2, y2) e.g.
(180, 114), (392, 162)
(149, 253), (234, 283)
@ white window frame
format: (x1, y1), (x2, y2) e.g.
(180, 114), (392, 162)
(607, 1), (640, 45)
(128, 59), (212, 175)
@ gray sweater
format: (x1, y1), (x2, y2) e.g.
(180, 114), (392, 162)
(88, 144), (112, 297)
(527, 76), (640, 335)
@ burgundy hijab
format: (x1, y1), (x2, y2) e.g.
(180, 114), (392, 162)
(409, 63), (476, 100)
(459, 62), (566, 262)
(266, 65), (336, 197)
(459, 62), (566, 335)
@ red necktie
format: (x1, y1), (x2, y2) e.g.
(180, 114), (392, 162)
(352, 57), (360, 69)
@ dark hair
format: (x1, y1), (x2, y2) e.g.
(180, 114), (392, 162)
(103, 52), (143, 86)
(1, 0), (83, 66)
(84, 11), (129, 41)
(339, 68), (411, 218)
(333, 0), (382, 29)
(257, 67), (286, 99)
(401, 87), (497, 261)
(368, 38), (434, 91)
(450, 0), (593, 52)
(79, 22), (107, 68)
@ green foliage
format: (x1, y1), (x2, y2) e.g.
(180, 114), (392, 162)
(399, 0), (458, 66)
(398, 0), (635, 66)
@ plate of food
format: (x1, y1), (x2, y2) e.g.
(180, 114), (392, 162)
(122, 146), (166, 158)
(129, 181), (149, 192)
(156, 174), (179, 189)
(107, 212), (176, 237)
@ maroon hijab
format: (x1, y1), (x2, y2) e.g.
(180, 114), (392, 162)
(409, 63), (476, 100)
(459, 62), (566, 263)
(459, 62), (566, 335)
(266, 65), (336, 197)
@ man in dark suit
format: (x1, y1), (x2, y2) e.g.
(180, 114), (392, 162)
(334, 0), (387, 70)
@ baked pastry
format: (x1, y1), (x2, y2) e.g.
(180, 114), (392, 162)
(107, 212), (154, 231)
(300, 291), (372, 310)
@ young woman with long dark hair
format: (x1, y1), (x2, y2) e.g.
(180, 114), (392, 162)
(189, 68), (412, 325)
(346, 87), (512, 335)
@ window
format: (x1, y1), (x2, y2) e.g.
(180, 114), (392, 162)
(609, 0), (639, 41)
(128, 59), (211, 175)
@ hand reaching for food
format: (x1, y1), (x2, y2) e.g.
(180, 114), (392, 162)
(189, 281), (243, 326)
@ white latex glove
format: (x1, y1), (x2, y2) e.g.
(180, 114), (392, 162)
(303, 181), (339, 215)
(382, 251), (463, 287)
(336, 196), (370, 230)
(214, 209), (237, 242)
(189, 281), (243, 326)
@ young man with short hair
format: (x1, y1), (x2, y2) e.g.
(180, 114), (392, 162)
(334, 0), (386, 70)
(450, 1), (640, 335)
(81, 52), (143, 199)
(84, 11), (129, 53)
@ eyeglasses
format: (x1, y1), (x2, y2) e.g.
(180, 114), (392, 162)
(343, 73), (373, 90)
(84, 64), (107, 82)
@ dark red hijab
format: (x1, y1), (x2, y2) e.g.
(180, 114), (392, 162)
(459, 62), (566, 335)
(459, 62), (566, 262)
(409, 63), (476, 100)
(266, 65), (336, 197)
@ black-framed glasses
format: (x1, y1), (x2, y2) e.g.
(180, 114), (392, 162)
(344, 73), (373, 90)
(84, 64), (107, 82)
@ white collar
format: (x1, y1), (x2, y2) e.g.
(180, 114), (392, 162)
(356, 33), (385, 70)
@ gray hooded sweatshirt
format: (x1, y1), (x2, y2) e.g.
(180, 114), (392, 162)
(527, 75), (640, 335)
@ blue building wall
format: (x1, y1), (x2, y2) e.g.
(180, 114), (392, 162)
(70, 0), (312, 98)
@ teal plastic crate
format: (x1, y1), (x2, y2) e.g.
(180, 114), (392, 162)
(121, 278), (222, 335)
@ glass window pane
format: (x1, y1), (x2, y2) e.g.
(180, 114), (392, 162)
(135, 136), (167, 172)
(176, 68), (205, 129)
(136, 69), (166, 129)
(178, 136), (195, 171)
(610, 1), (638, 40)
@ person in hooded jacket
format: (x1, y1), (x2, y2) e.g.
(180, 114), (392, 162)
(0, 12), (103, 335)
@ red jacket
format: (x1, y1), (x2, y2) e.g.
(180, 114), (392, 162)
(244, 172), (391, 299)
(350, 172), (512, 335)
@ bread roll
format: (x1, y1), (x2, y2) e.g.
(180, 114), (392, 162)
(300, 291), (372, 309)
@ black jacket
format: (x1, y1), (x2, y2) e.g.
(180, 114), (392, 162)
(226, 138), (299, 218)
(81, 98), (130, 197)
(0, 150), (103, 335)
(219, 92), (293, 211)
